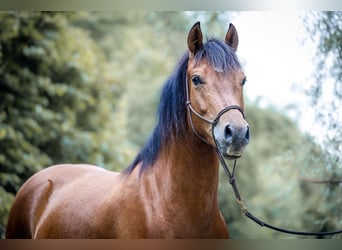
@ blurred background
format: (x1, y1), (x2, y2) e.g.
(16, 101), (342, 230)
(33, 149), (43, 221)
(0, 11), (341, 238)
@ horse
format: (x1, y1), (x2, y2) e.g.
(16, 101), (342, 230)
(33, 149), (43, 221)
(6, 22), (250, 239)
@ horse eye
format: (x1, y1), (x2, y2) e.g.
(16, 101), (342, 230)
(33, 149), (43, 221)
(241, 77), (247, 86)
(191, 75), (203, 86)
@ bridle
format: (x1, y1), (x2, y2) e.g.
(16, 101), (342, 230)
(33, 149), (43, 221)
(185, 77), (342, 237)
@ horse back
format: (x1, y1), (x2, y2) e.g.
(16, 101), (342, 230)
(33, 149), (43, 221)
(6, 164), (121, 238)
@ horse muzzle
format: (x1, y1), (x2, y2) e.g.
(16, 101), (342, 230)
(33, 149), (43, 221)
(213, 122), (250, 159)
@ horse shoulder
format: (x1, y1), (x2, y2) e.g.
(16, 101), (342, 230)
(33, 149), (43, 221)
(98, 168), (150, 238)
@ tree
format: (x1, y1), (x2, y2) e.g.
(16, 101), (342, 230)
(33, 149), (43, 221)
(0, 12), (123, 238)
(299, 11), (342, 238)
(303, 11), (341, 163)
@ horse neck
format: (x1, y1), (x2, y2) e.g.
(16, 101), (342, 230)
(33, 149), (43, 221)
(143, 132), (220, 212)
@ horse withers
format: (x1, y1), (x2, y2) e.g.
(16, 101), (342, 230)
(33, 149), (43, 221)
(6, 22), (249, 239)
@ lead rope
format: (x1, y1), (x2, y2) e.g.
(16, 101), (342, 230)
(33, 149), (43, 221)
(216, 151), (342, 236)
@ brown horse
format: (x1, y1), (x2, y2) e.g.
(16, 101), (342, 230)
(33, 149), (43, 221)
(6, 22), (249, 239)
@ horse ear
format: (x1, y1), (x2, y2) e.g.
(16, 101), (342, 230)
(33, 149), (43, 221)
(225, 23), (238, 51)
(187, 21), (203, 56)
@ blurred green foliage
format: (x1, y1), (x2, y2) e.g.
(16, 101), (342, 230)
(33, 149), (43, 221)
(300, 11), (342, 239)
(218, 104), (341, 238)
(0, 11), (340, 239)
(0, 12), (125, 236)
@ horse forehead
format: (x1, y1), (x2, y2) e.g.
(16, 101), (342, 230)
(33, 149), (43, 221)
(188, 60), (243, 80)
(187, 60), (222, 77)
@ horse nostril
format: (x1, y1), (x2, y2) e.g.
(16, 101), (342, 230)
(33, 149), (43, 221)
(245, 126), (250, 143)
(224, 124), (233, 144)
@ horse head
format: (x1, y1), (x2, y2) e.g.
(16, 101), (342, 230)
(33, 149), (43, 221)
(186, 22), (250, 159)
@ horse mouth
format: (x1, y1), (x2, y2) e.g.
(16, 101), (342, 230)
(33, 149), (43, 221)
(217, 144), (245, 160)
(222, 153), (241, 160)
(221, 150), (243, 160)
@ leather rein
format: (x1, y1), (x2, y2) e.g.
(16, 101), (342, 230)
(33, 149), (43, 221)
(185, 78), (342, 237)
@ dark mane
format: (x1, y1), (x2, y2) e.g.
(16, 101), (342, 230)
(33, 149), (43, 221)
(124, 38), (240, 174)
